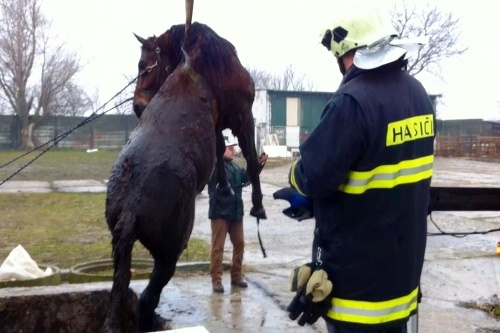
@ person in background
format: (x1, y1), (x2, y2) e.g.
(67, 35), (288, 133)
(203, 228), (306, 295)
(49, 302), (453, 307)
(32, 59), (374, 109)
(273, 1), (435, 332)
(209, 138), (268, 293)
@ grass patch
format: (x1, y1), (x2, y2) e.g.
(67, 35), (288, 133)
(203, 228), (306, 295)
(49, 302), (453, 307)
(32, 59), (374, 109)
(0, 149), (287, 269)
(0, 193), (209, 269)
(0, 149), (120, 182)
(0, 149), (287, 183)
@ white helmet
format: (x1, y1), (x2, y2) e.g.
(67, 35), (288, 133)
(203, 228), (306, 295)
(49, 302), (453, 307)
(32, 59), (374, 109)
(320, 0), (398, 59)
(225, 138), (238, 147)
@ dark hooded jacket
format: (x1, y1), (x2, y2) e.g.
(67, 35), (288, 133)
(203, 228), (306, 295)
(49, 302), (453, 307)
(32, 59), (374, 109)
(208, 159), (249, 221)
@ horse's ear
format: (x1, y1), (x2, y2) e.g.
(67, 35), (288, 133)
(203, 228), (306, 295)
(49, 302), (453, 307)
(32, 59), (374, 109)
(134, 33), (147, 45)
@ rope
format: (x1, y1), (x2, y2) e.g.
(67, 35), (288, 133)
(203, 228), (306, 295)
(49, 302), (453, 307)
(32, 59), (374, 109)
(427, 213), (500, 237)
(0, 75), (139, 186)
(256, 217), (267, 258)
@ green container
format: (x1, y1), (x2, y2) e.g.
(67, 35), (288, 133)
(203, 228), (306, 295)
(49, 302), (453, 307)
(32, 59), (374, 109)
(0, 264), (62, 288)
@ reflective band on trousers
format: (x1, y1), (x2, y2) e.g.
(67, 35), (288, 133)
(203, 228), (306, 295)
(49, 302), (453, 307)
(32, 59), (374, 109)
(338, 155), (433, 194)
(327, 287), (419, 324)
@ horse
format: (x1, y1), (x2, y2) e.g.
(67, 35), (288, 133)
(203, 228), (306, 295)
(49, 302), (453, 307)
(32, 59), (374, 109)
(132, 22), (267, 220)
(102, 49), (217, 332)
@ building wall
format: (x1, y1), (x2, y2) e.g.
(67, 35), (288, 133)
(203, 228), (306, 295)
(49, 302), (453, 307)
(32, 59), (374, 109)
(252, 90), (269, 125)
(264, 90), (334, 147)
(435, 119), (500, 136)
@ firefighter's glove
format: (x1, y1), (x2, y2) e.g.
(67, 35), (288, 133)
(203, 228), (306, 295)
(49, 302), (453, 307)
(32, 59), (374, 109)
(289, 263), (313, 292)
(287, 269), (333, 326)
(306, 269), (333, 302)
(272, 187), (314, 221)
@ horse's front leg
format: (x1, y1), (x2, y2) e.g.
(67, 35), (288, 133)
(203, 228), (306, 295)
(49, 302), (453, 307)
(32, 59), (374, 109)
(138, 259), (175, 332)
(235, 118), (266, 219)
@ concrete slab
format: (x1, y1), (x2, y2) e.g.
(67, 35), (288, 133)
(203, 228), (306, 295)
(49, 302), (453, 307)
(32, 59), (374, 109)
(0, 180), (51, 193)
(131, 276), (321, 332)
(52, 179), (107, 193)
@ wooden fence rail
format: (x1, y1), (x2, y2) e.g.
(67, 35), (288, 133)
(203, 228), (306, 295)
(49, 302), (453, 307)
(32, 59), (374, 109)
(435, 135), (500, 158)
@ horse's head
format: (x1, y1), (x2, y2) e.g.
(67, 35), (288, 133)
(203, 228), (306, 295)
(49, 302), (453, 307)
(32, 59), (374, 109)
(132, 27), (185, 117)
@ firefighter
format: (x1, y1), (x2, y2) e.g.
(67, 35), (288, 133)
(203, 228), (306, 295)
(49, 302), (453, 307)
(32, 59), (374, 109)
(273, 1), (435, 332)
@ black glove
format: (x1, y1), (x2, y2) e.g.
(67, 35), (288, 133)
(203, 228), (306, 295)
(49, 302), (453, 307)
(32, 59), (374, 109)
(273, 187), (314, 221)
(286, 285), (332, 326)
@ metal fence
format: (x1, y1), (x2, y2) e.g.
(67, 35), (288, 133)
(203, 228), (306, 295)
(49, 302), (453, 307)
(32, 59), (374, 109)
(435, 135), (500, 158)
(0, 115), (138, 150)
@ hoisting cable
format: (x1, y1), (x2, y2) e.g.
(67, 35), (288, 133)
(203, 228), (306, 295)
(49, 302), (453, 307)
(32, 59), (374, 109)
(427, 213), (500, 238)
(0, 75), (138, 172)
(0, 97), (133, 187)
(0, 71), (141, 187)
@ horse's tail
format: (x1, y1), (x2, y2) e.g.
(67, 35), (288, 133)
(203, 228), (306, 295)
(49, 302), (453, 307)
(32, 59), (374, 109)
(105, 210), (138, 332)
(111, 209), (137, 274)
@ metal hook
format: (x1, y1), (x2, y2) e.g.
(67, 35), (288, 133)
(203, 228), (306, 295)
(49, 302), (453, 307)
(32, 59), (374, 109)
(316, 247), (323, 267)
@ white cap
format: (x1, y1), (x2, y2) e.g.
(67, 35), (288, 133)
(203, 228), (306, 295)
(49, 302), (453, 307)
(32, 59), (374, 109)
(225, 138), (238, 147)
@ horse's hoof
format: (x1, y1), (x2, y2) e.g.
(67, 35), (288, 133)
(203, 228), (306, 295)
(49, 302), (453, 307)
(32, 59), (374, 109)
(153, 314), (170, 331)
(250, 207), (267, 219)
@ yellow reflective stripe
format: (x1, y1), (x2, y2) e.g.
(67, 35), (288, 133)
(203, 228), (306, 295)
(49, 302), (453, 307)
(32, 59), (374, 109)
(289, 160), (306, 196)
(338, 155), (433, 194)
(327, 287), (419, 324)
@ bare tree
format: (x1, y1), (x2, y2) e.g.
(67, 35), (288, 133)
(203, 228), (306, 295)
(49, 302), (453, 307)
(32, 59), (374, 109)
(0, 94), (7, 114)
(391, 1), (467, 77)
(0, 0), (86, 149)
(247, 67), (274, 90)
(247, 64), (316, 91)
(50, 82), (93, 117)
(112, 74), (136, 115)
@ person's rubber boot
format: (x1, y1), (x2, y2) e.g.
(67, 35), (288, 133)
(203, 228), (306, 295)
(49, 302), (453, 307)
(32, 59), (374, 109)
(212, 282), (224, 293)
(231, 278), (248, 288)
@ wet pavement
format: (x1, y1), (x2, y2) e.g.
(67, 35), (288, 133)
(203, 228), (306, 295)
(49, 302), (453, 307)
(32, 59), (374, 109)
(1, 157), (500, 332)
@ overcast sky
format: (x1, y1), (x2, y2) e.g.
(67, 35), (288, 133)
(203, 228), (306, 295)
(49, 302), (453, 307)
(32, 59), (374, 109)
(41, 0), (500, 120)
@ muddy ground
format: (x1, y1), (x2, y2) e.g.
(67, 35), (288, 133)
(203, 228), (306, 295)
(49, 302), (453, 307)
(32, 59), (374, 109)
(171, 156), (499, 332)
(2, 156), (498, 332)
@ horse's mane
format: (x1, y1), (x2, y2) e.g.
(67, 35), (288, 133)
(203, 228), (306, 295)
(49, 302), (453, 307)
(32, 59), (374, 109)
(160, 22), (239, 76)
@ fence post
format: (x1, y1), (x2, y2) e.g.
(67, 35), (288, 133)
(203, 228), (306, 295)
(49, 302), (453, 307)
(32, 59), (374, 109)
(89, 123), (95, 149)
(54, 116), (59, 148)
(10, 115), (21, 149)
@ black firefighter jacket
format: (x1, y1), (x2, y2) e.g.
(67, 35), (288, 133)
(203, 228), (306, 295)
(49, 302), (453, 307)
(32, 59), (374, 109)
(290, 61), (435, 330)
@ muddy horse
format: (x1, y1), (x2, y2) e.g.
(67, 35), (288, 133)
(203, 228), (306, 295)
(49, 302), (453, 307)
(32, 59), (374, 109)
(102, 11), (268, 333)
(132, 21), (266, 220)
(102, 39), (220, 333)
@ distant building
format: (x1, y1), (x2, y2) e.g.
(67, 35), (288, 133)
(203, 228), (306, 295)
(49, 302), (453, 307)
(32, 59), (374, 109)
(252, 89), (440, 157)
